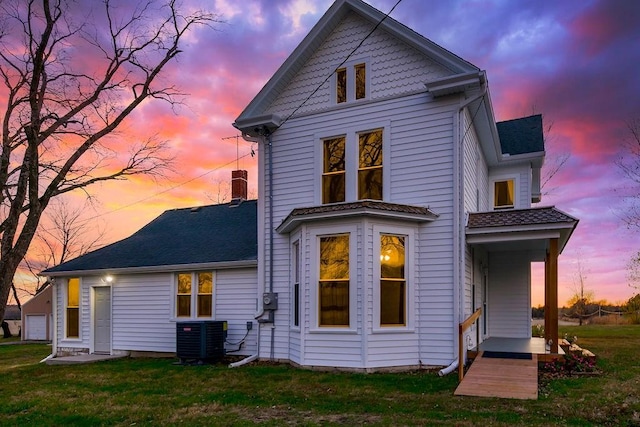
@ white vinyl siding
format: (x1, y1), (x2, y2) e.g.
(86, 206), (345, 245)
(262, 94), (458, 367)
(112, 274), (174, 353)
(489, 165), (532, 210)
(54, 269), (258, 356)
(488, 252), (531, 338)
(267, 11), (451, 119)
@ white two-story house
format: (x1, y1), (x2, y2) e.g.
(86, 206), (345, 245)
(44, 0), (577, 370)
(233, 0), (577, 370)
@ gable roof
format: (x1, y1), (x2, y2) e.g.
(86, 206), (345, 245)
(497, 114), (544, 156)
(43, 200), (258, 276)
(234, 0), (480, 135)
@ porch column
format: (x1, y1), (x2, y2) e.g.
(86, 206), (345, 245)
(544, 238), (559, 353)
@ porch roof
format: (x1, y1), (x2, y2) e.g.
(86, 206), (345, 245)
(277, 200), (438, 233)
(465, 206), (578, 254)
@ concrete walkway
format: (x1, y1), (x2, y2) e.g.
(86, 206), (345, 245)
(45, 353), (128, 365)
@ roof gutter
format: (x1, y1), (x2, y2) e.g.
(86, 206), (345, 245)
(42, 259), (258, 278)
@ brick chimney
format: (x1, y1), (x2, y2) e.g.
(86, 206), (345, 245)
(231, 170), (248, 201)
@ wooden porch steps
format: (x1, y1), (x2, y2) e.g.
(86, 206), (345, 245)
(454, 352), (538, 399)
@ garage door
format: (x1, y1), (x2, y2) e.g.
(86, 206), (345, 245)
(26, 315), (46, 340)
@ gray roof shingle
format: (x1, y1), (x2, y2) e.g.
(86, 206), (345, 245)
(467, 207), (578, 229)
(497, 114), (544, 155)
(43, 200), (257, 274)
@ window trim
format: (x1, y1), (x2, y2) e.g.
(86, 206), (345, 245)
(372, 224), (415, 333)
(173, 271), (215, 320)
(490, 175), (519, 210)
(332, 59), (370, 105)
(290, 234), (302, 330)
(65, 277), (81, 340)
(315, 121), (390, 205)
(309, 224), (358, 333)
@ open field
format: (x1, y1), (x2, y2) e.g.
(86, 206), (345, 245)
(1, 325), (639, 426)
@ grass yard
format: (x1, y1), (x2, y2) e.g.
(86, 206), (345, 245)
(1, 325), (639, 426)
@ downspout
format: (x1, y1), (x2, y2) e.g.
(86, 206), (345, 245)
(449, 73), (488, 370)
(232, 130), (274, 367)
(266, 131), (276, 361)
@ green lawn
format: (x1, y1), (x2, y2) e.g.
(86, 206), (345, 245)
(1, 325), (639, 426)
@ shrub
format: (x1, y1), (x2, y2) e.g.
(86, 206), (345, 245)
(542, 351), (597, 376)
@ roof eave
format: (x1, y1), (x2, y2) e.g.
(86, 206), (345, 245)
(235, 0), (479, 125)
(42, 259), (258, 278)
(277, 204), (438, 234)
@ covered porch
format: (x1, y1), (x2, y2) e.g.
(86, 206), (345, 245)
(465, 207), (579, 355)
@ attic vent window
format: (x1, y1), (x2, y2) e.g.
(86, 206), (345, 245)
(335, 62), (367, 104)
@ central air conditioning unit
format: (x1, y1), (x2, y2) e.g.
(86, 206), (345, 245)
(176, 320), (227, 364)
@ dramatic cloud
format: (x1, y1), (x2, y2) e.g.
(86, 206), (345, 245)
(19, 0), (638, 305)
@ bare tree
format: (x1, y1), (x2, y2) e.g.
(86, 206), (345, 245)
(15, 198), (106, 303)
(0, 0), (220, 322)
(566, 255), (595, 325)
(628, 251), (640, 292)
(616, 118), (640, 229)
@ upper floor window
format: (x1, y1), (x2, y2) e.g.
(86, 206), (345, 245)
(322, 136), (346, 204)
(494, 179), (515, 209)
(66, 278), (80, 338)
(319, 234), (350, 327)
(336, 62), (367, 104)
(358, 129), (383, 200)
(177, 272), (213, 318)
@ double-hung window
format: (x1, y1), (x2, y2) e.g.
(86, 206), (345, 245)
(322, 136), (346, 204)
(66, 278), (80, 338)
(380, 234), (406, 326)
(358, 129), (383, 200)
(319, 234), (350, 327)
(176, 272), (213, 318)
(292, 240), (300, 328)
(321, 127), (385, 204)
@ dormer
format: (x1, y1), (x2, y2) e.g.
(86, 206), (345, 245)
(488, 115), (545, 210)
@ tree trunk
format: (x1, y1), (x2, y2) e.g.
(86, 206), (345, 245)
(1, 321), (11, 338)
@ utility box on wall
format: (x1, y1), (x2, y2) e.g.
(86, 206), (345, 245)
(176, 320), (227, 363)
(262, 292), (278, 310)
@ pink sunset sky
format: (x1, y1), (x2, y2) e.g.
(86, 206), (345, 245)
(15, 0), (640, 307)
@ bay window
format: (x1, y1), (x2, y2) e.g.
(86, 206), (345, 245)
(319, 234), (350, 327)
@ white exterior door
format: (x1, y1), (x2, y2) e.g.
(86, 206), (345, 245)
(26, 315), (46, 340)
(94, 287), (111, 354)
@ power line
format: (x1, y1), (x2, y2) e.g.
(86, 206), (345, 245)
(277, 0), (404, 130)
(36, 150), (255, 233)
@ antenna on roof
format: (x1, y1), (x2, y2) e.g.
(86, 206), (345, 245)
(222, 134), (242, 170)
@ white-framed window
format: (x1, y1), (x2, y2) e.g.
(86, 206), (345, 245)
(66, 277), (80, 339)
(490, 175), (519, 210)
(291, 239), (301, 329)
(373, 225), (415, 331)
(176, 272), (214, 318)
(322, 136), (346, 204)
(310, 225), (358, 331)
(317, 123), (388, 204)
(334, 60), (369, 104)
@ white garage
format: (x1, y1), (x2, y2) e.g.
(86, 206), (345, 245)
(25, 314), (47, 340)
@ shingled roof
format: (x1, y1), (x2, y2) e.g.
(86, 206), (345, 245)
(467, 206), (577, 229)
(497, 114), (544, 156)
(277, 200), (438, 233)
(466, 206), (578, 252)
(43, 200), (258, 275)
